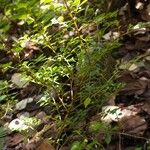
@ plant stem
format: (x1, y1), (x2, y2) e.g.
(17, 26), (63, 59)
(63, 0), (91, 63)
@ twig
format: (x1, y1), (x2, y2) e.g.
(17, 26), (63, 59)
(119, 132), (150, 141)
(1, 103), (10, 119)
(118, 133), (122, 150)
(63, 0), (81, 38)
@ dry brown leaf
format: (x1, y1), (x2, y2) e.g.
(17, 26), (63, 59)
(135, 40), (149, 50)
(137, 35), (150, 42)
(125, 42), (135, 50)
(20, 41), (41, 60)
(120, 80), (147, 95)
(141, 9), (150, 21)
(141, 101), (150, 114)
(37, 140), (55, 150)
(118, 71), (139, 83)
(24, 137), (41, 150)
(7, 133), (24, 147)
(59, 146), (70, 150)
(25, 142), (36, 150)
(138, 70), (150, 78)
(118, 115), (147, 135)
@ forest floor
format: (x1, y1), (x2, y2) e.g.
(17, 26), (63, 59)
(0, 1), (150, 150)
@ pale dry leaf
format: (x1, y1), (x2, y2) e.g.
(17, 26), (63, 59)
(101, 105), (138, 123)
(118, 115), (147, 135)
(135, 2), (144, 10)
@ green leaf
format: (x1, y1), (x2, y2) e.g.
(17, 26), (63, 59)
(90, 121), (104, 131)
(0, 95), (7, 102)
(13, 8), (29, 20)
(79, 0), (87, 6)
(0, 127), (7, 150)
(0, 23), (10, 32)
(40, 0), (52, 4)
(147, 146), (150, 150)
(17, 2), (28, 9)
(135, 147), (142, 150)
(0, 18), (10, 32)
(84, 97), (91, 108)
(71, 141), (83, 150)
(105, 134), (111, 145)
(73, 0), (80, 7)
(0, 127), (7, 138)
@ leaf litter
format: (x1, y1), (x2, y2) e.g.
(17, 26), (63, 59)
(0, 0), (150, 149)
(99, 0), (150, 148)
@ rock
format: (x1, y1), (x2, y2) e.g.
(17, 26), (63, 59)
(18, 112), (30, 119)
(8, 118), (29, 131)
(11, 73), (29, 88)
(36, 111), (48, 123)
(16, 98), (34, 110)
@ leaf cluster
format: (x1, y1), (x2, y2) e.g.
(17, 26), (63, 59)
(0, 0), (122, 148)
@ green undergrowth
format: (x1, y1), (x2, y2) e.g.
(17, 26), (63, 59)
(0, 0), (123, 149)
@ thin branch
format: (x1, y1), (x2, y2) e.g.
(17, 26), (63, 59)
(119, 132), (150, 141)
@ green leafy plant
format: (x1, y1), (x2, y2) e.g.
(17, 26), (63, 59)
(0, 127), (7, 150)
(0, 0), (123, 148)
(0, 80), (9, 103)
(90, 121), (115, 145)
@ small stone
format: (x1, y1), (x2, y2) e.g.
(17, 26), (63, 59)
(16, 98), (34, 110)
(11, 73), (29, 88)
(8, 118), (29, 131)
(18, 112), (30, 120)
(36, 111), (48, 123)
(36, 111), (46, 120)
